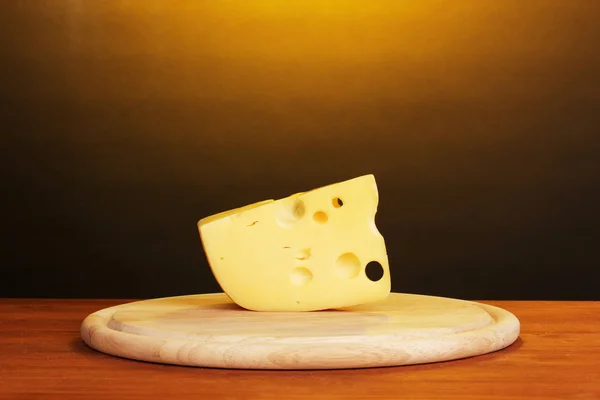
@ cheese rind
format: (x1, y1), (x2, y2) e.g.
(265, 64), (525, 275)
(198, 174), (390, 312)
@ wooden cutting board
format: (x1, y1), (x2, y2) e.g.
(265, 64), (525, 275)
(81, 292), (520, 370)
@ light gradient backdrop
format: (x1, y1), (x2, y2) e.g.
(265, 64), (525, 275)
(3, 1), (599, 299)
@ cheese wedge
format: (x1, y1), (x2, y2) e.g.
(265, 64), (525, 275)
(197, 174), (390, 311)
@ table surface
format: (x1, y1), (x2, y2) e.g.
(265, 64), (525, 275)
(1, 298), (599, 400)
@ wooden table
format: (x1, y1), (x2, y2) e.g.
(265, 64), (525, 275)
(1, 299), (599, 400)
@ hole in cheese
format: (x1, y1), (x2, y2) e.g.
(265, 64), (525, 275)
(293, 200), (305, 219)
(365, 261), (384, 282)
(312, 211), (328, 224)
(370, 211), (382, 237)
(290, 267), (312, 286)
(335, 252), (361, 279)
(294, 248), (311, 260)
(332, 197), (344, 208)
(275, 198), (305, 229)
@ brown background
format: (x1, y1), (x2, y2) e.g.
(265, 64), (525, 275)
(2, 1), (599, 300)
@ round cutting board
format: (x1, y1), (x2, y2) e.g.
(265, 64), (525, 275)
(81, 292), (520, 370)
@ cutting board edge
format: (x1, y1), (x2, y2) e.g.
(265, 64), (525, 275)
(80, 292), (520, 370)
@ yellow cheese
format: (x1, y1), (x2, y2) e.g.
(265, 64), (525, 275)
(197, 174), (390, 312)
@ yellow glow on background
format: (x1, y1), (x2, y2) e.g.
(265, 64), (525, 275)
(3, 0), (599, 303)
(54, 0), (587, 106)
(8, 0), (599, 184)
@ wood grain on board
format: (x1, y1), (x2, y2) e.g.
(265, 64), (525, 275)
(80, 292), (520, 369)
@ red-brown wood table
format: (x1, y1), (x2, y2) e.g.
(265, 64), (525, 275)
(1, 299), (598, 400)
